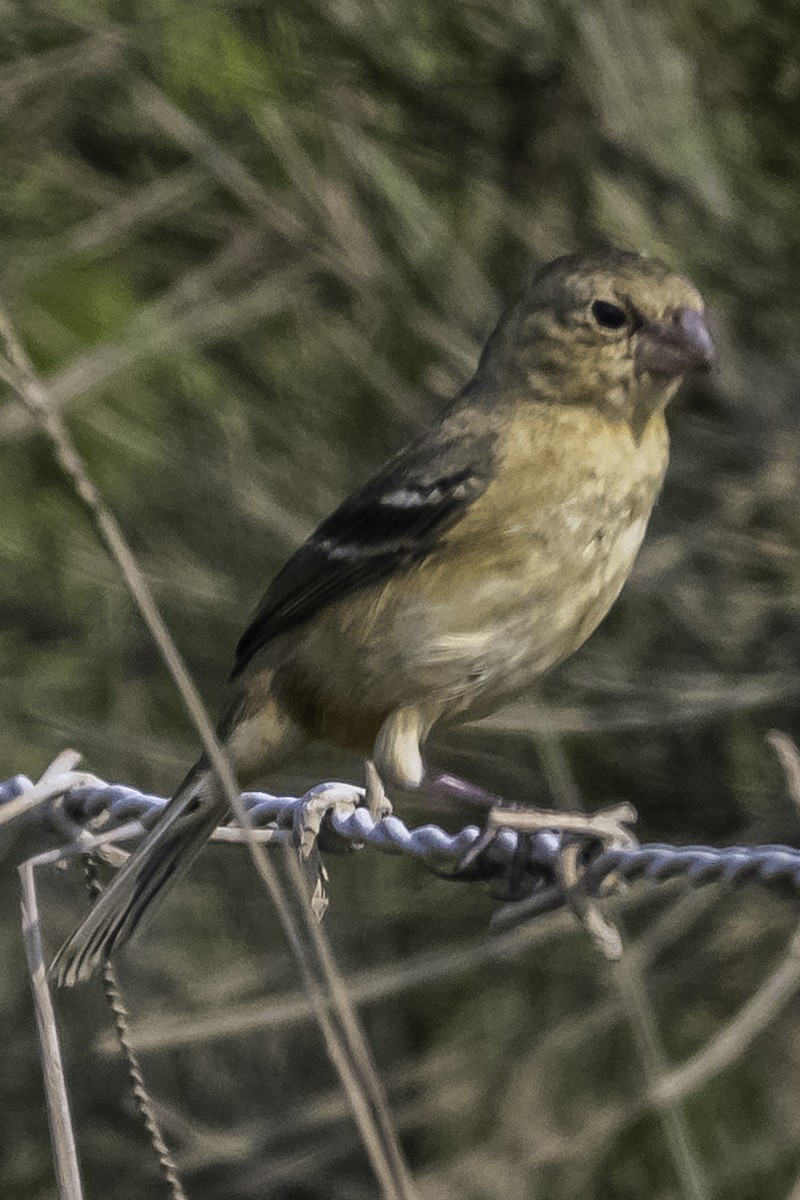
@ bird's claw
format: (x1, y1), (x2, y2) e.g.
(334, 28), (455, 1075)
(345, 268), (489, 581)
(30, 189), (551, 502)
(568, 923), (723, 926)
(293, 782), (364, 921)
(459, 824), (500, 872)
(294, 766), (393, 860)
(556, 840), (625, 961)
(294, 782), (365, 859)
(292, 772), (394, 920)
(460, 800), (638, 870)
(458, 800), (638, 960)
(495, 800), (637, 849)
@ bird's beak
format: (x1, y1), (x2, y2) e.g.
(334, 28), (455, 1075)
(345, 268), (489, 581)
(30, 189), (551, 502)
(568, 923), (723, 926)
(635, 308), (716, 378)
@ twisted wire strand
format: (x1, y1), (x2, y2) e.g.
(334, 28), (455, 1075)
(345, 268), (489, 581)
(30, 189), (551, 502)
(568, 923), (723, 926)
(83, 859), (188, 1200)
(4, 774), (800, 902)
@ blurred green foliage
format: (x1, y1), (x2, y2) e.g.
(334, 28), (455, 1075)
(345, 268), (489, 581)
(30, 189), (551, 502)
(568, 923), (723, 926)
(2, 2), (800, 1198)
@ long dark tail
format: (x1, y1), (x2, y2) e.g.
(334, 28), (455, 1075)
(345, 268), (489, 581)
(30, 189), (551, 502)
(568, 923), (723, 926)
(50, 760), (226, 987)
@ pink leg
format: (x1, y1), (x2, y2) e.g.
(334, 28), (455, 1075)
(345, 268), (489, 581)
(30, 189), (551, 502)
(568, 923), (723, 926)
(426, 772), (506, 810)
(426, 770), (637, 871)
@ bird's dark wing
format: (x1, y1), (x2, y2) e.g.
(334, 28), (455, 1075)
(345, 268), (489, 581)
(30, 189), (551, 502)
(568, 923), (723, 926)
(231, 429), (495, 677)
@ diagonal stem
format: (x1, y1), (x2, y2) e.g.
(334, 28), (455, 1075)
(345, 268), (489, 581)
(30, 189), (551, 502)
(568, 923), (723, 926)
(0, 303), (415, 1199)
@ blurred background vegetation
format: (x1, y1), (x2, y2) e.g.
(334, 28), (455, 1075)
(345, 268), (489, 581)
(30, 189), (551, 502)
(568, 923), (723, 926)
(2, 1), (800, 1197)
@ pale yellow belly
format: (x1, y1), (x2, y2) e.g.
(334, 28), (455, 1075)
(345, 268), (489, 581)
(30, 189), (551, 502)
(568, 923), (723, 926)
(276, 505), (651, 743)
(381, 511), (647, 714)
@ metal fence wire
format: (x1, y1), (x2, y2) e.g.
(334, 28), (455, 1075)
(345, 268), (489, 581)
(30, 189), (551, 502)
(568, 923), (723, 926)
(5, 771), (800, 917)
(6, 760), (800, 1200)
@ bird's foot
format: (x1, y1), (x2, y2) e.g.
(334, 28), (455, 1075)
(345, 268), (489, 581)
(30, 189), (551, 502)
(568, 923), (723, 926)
(555, 835), (628, 961)
(292, 767), (393, 919)
(294, 764), (393, 859)
(294, 781), (365, 860)
(457, 799), (637, 962)
(460, 800), (637, 871)
(293, 780), (370, 921)
(492, 800), (637, 848)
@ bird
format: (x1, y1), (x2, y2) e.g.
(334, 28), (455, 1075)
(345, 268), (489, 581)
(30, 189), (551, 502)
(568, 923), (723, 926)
(51, 248), (715, 986)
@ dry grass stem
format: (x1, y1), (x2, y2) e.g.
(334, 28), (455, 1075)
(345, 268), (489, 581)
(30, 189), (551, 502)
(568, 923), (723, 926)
(19, 857), (84, 1200)
(654, 927), (800, 1104)
(0, 303), (416, 1198)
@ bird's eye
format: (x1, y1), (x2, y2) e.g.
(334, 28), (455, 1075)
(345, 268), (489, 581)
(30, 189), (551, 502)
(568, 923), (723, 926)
(592, 299), (627, 330)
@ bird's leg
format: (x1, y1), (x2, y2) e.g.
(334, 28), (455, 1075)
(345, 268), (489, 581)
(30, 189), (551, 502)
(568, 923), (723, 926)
(426, 771), (506, 811)
(364, 759), (394, 820)
(364, 766), (496, 820)
(438, 777), (637, 960)
(426, 768), (637, 869)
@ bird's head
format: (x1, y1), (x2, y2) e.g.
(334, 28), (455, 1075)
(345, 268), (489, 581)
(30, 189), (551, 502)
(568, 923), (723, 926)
(485, 250), (714, 430)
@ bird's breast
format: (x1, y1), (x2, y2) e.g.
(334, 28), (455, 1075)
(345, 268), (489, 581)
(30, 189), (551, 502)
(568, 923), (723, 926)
(272, 404), (669, 744)
(404, 403), (670, 713)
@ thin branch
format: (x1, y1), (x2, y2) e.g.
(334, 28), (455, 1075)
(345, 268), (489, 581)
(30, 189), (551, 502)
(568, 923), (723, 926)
(540, 734), (709, 1200)
(0, 304), (416, 1199)
(654, 926), (800, 1104)
(19, 858), (84, 1200)
(0, 244), (309, 439)
(615, 952), (710, 1200)
(0, 33), (120, 117)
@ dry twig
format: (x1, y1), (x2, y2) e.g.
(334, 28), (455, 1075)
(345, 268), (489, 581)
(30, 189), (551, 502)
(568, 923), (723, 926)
(0, 300), (416, 1199)
(19, 852), (84, 1200)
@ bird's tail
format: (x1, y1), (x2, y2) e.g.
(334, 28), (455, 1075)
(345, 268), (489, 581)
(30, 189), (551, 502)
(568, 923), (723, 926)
(50, 760), (226, 988)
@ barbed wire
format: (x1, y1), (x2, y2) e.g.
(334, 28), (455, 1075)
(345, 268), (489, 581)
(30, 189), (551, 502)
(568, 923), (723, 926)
(7, 762), (800, 1200)
(4, 772), (800, 916)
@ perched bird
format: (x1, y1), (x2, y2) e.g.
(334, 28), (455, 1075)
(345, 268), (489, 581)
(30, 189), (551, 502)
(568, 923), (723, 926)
(52, 249), (714, 986)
